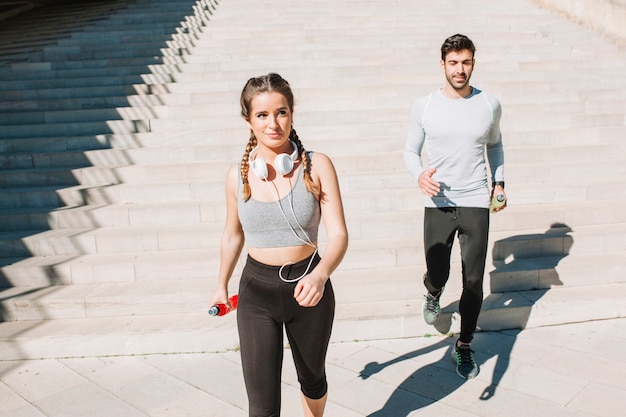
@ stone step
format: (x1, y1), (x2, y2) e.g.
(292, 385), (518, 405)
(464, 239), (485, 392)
(0, 223), (222, 257)
(0, 61), (193, 84)
(38, 42), (194, 61)
(8, 106), (620, 141)
(0, 271), (623, 348)
(0, 200), (224, 231)
(0, 84), (147, 102)
(51, 10), (211, 29)
(0, 143), (242, 169)
(4, 138), (623, 181)
(0, 88), (624, 127)
(0, 122), (623, 157)
(0, 186), (62, 210)
(0, 217), (623, 260)
(0, 72), (180, 94)
(0, 248), (220, 289)
(0, 158), (234, 186)
(1, 168), (624, 212)
(2, 54), (184, 74)
(0, 173), (619, 213)
(335, 282), (626, 344)
(1, 230), (623, 288)
(343, 223), (626, 268)
(0, 125), (396, 157)
(4, 281), (624, 361)
(505, 142), (626, 164)
(1, 186), (625, 233)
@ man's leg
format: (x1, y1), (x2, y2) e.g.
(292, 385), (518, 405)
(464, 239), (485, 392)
(423, 208), (457, 324)
(452, 207), (489, 379)
(456, 207), (489, 343)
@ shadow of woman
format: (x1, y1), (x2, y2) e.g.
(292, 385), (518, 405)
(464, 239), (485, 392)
(358, 223), (573, 415)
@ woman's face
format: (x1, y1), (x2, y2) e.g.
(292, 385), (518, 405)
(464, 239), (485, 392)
(245, 92), (293, 151)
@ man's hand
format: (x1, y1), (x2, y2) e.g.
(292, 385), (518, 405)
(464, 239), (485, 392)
(418, 167), (440, 197)
(490, 184), (507, 212)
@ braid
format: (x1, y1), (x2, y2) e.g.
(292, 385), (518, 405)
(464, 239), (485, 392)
(240, 133), (257, 201)
(291, 129), (320, 200)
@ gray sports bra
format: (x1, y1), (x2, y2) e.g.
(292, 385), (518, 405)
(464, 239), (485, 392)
(238, 163), (321, 248)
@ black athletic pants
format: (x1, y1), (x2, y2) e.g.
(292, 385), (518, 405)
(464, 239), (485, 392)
(237, 253), (335, 417)
(423, 207), (489, 343)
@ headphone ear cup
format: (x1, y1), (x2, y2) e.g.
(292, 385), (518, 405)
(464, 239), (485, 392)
(274, 140), (299, 176)
(250, 157), (268, 180)
(274, 153), (294, 176)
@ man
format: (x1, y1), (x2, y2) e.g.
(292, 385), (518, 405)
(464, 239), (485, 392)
(404, 34), (506, 379)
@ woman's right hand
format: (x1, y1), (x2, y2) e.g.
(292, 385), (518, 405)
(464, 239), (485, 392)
(209, 287), (229, 309)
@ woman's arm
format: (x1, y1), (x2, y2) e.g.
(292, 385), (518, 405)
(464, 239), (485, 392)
(294, 152), (348, 307)
(209, 164), (245, 308)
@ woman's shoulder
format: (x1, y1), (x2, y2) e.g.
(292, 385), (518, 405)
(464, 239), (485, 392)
(308, 151), (337, 178)
(309, 150), (331, 164)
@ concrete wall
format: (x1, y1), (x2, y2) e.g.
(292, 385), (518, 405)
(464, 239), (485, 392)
(529, 0), (626, 44)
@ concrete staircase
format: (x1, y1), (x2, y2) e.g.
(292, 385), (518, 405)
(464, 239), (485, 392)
(0, 0), (625, 359)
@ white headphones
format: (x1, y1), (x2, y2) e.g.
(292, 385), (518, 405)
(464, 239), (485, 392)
(249, 140), (299, 180)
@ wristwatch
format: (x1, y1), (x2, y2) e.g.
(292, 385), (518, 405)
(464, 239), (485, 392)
(492, 181), (505, 188)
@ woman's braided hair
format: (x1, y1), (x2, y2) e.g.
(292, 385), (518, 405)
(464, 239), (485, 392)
(239, 73), (319, 201)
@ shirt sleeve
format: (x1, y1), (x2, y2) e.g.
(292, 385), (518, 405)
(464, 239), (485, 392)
(404, 97), (428, 180)
(485, 96), (505, 183)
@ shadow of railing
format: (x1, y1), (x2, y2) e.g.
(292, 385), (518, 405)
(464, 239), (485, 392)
(0, 0), (218, 366)
(358, 223), (573, 415)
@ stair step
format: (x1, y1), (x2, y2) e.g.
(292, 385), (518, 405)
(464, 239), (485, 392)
(0, 248), (218, 288)
(0, 73), (178, 93)
(0, 276), (623, 353)
(0, 311), (237, 360)
(0, 222), (224, 257)
(2, 278), (623, 360)
(0, 61), (186, 84)
(3, 239), (623, 291)
(0, 200), (225, 231)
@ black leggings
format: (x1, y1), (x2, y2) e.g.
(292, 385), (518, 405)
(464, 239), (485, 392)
(237, 253), (335, 417)
(423, 207), (489, 343)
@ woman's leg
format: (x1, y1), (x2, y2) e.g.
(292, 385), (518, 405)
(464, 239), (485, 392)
(283, 259), (334, 417)
(301, 392), (328, 417)
(238, 260), (284, 417)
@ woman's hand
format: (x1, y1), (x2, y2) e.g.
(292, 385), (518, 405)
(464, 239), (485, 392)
(293, 273), (326, 307)
(209, 286), (230, 310)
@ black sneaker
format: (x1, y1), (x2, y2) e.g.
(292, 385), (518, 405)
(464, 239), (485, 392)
(451, 343), (479, 379)
(422, 290), (442, 325)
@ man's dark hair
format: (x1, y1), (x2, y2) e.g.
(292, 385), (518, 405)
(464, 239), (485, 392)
(440, 34), (475, 60)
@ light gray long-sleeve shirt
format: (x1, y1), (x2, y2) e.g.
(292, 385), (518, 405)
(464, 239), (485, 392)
(404, 87), (505, 209)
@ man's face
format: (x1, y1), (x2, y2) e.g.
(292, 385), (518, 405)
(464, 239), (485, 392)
(440, 49), (475, 91)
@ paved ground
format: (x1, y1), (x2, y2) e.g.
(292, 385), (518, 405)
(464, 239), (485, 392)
(1, 316), (626, 416)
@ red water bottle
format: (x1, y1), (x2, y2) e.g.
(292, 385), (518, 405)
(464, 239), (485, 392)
(208, 294), (239, 316)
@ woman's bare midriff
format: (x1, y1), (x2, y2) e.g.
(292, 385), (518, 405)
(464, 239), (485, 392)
(247, 244), (318, 266)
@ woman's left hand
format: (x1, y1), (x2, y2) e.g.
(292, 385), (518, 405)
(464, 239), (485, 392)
(293, 273), (326, 307)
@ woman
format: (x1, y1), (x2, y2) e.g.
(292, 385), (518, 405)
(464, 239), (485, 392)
(209, 73), (348, 417)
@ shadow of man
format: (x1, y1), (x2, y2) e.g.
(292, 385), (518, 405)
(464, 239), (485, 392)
(358, 223), (573, 415)
(478, 222), (572, 399)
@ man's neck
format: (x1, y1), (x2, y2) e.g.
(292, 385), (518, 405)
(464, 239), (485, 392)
(441, 85), (473, 99)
